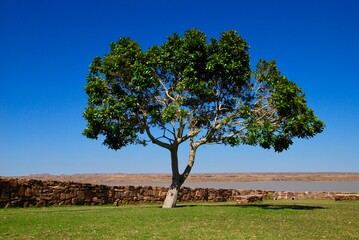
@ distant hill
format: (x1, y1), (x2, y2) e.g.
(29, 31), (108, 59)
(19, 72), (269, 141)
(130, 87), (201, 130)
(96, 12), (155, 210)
(11, 172), (359, 185)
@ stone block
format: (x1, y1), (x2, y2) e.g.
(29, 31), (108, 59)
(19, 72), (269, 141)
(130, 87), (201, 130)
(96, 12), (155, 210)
(143, 196), (154, 202)
(32, 189), (40, 197)
(18, 187), (25, 197)
(36, 200), (45, 208)
(335, 194), (359, 201)
(237, 195), (263, 204)
(77, 191), (85, 201)
(60, 193), (66, 200)
(25, 188), (32, 197)
(8, 178), (18, 187)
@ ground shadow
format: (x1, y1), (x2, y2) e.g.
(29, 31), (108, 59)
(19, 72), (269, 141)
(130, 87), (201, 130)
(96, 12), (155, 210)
(236, 204), (325, 210)
(175, 203), (325, 210)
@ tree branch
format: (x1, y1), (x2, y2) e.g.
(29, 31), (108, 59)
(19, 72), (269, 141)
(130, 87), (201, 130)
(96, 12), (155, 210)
(145, 125), (171, 149)
(158, 77), (175, 102)
(180, 140), (198, 184)
(179, 128), (201, 144)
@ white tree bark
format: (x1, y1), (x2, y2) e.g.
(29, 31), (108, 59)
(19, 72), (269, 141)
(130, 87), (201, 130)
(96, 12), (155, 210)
(162, 186), (179, 208)
(162, 142), (198, 208)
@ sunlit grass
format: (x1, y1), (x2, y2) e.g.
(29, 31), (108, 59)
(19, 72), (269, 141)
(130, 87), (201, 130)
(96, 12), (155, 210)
(1, 200), (358, 239)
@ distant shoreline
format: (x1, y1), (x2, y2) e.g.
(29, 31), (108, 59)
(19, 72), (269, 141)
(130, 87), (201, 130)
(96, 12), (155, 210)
(9, 172), (359, 185)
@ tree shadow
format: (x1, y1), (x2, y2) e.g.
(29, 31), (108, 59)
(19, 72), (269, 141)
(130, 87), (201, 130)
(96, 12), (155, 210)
(236, 204), (325, 210)
(175, 203), (325, 210)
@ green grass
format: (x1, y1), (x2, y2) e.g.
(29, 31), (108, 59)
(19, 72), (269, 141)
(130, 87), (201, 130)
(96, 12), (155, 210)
(0, 200), (358, 239)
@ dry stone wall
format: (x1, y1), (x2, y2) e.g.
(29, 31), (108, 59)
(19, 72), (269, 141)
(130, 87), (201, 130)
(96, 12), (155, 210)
(0, 177), (347, 208)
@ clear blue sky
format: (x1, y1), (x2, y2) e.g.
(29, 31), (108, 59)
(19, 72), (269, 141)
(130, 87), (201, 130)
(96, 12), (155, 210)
(1, 0), (358, 176)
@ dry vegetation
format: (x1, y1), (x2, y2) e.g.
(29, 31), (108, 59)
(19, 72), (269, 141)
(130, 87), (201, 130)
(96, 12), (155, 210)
(16, 172), (359, 185)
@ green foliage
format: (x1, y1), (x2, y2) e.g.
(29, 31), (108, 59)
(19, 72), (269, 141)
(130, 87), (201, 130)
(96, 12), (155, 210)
(247, 60), (325, 151)
(83, 28), (324, 152)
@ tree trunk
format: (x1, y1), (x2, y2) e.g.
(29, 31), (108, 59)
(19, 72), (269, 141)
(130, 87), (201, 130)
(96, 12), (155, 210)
(162, 142), (198, 208)
(162, 180), (181, 208)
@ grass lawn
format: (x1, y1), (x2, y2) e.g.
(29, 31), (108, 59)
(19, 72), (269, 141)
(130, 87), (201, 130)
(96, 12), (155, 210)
(0, 199), (358, 239)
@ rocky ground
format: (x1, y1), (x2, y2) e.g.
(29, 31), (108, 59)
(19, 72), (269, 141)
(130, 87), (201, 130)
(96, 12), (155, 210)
(14, 172), (359, 185)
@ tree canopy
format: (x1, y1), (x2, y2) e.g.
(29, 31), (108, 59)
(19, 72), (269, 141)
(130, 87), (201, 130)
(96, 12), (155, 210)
(83, 28), (324, 207)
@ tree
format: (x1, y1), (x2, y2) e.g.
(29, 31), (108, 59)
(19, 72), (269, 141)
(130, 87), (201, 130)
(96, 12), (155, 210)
(83, 29), (324, 208)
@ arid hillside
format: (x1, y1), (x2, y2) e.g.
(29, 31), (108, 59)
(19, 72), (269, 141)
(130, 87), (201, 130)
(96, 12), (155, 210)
(14, 172), (359, 185)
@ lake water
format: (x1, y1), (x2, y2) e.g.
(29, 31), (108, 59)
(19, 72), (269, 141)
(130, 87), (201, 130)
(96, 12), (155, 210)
(108, 181), (359, 192)
(183, 181), (359, 192)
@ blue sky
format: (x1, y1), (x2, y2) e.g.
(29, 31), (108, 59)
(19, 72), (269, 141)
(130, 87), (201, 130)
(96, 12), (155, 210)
(1, 0), (358, 176)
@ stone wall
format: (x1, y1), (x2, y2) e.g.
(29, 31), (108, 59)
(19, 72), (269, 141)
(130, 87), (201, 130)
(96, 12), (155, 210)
(0, 177), (346, 208)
